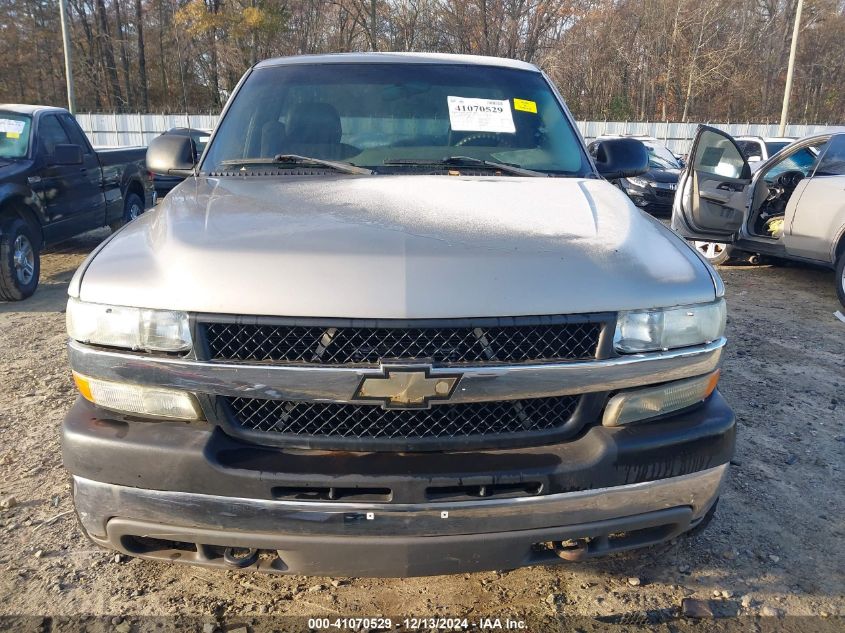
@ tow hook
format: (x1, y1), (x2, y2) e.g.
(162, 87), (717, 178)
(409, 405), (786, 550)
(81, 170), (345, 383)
(223, 547), (258, 568)
(553, 538), (589, 561)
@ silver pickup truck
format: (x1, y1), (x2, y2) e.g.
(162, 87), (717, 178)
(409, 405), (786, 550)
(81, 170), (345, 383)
(62, 53), (734, 577)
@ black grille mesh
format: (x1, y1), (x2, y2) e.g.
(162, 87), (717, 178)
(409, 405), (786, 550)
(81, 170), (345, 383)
(203, 321), (601, 365)
(226, 396), (580, 440)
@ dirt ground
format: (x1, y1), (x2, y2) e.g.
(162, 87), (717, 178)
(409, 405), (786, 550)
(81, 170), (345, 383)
(0, 229), (843, 631)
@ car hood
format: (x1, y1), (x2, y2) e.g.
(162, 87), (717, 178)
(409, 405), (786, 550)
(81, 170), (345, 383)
(0, 159), (32, 177)
(645, 168), (680, 183)
(73, 175), (716, 318)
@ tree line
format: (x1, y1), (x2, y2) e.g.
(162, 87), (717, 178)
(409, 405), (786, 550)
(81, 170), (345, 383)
(1, 0), (844, 123)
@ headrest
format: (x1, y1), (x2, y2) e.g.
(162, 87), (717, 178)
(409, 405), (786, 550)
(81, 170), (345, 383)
(286, 102), (342, 145)
(260, 120), (286, 156)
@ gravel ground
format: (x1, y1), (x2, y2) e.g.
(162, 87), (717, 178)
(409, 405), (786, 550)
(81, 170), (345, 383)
(0, 229), (843, 631)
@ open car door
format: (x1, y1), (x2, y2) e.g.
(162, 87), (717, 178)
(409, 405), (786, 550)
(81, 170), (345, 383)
(672, 125), (752, 242)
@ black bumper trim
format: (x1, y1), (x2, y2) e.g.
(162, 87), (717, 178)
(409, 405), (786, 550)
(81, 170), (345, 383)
(62, 392), (735, 505)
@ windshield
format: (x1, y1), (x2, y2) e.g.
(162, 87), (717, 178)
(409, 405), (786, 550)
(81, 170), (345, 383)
(202, 63), (591, 176)
(167, 128), (211, 154)
(764, 145), (824, 182)
(644, 144), (681, 170)
(189, 130), (210, 154)
(0, 113), (32, 159)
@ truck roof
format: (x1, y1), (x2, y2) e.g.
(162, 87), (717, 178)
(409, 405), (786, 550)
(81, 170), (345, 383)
(734, 135), (796, 142)
(255, 52), (540, 73)
(0, 104), (69, 116)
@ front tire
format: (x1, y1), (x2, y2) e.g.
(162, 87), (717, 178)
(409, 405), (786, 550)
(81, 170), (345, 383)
(0, 217), (41, 301)
(836, 254), (845, 310)
(110, 192), (145, 233)
(692, 241), (733, 266)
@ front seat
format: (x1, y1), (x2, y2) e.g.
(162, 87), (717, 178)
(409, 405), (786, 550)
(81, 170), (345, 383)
(284, 102), (357, 160)
(259, 120), (286, 157)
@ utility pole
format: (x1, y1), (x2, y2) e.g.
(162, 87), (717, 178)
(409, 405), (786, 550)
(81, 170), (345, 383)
(778, 0), (804, 136)
(59, 0), (76, 113)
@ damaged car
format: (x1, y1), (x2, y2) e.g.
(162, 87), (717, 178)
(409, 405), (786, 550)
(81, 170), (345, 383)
(673, 126), (845, 307)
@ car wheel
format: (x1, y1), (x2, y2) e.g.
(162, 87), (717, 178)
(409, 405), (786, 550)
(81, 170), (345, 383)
(692, 241), (733, 266)
(0, 217), (41, 301)
(125, 192), (145, 222)
(110, 192), (145, 233)
(836, 254), (845, 310)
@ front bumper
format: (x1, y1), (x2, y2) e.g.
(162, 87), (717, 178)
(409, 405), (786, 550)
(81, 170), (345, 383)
(63, 393), (734, 577)
(74, 468), (724, 577)
(622, 185), (675, 213)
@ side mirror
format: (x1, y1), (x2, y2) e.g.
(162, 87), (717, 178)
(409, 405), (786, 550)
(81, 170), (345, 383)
(592, 138), (649, 180)
(52, 144), (83, 165)
(748, 155), (762, 162)
(146, 134), (196, 177)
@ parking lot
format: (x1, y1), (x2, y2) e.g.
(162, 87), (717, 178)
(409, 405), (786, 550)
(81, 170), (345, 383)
(0, 229), (843, 627)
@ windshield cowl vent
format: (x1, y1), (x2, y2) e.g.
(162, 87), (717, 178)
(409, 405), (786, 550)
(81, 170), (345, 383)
(207, 168), (344, 177)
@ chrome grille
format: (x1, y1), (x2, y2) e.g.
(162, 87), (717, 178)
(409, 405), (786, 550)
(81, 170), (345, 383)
(201, 318), (603, 365)
(226, 396), (580, 440)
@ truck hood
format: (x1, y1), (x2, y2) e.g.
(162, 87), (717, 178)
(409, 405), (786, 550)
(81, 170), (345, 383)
(74, 175), (716, 318)
(0, 159), (32, 177)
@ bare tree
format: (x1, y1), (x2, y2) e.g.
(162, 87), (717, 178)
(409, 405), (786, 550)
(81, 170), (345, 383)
(95, 0), (124, 108)
(1, 0), (843, 121)
(136, 0), (149, 110)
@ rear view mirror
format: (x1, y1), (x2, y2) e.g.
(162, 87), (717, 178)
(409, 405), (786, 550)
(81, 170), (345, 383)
(146, 134), (196, 177)
(52, 144), (83, 166)
(592, 138), (649, 180)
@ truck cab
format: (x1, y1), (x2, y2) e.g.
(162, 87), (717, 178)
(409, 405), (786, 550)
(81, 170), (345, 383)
(0, 105), (153, 300)
(733, 135), (795, 164)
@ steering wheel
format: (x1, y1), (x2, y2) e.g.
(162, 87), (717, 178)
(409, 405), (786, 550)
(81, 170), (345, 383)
(455, 133), (507, 147)
(775, 170), (805, 189)
(765, 184), (783, 202)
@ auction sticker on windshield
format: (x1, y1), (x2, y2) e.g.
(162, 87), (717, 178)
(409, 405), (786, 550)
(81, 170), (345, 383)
(447, 96), (515, 133)
(513, 98), (537, 113)
(0, 119), (26, 138)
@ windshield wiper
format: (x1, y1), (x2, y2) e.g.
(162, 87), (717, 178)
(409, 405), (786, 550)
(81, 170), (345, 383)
(220, 154), (373, 175)
(383, 156), (547, 177)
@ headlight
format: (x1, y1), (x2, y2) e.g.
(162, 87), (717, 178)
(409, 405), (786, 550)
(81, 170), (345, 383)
(626, 176), (651, 188)
(66, 298), (191, 352)
(614, 299), (726, 353)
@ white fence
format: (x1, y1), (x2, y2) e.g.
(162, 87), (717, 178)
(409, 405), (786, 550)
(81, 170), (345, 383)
(76, 113), (845, 154)
(76, 113), (219, 148)
(579, 121), (845, 154)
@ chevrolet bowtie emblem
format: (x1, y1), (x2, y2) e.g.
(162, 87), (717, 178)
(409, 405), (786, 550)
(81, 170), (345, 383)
(354, 364), (462, 409)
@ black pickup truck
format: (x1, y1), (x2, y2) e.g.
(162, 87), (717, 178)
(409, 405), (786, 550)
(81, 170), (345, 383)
(0, 105), (153, 301)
